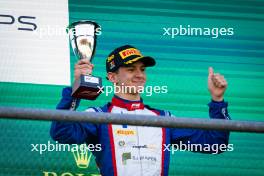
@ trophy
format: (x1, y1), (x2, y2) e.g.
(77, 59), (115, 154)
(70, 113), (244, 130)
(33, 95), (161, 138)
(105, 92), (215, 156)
(68, 20), (102, 100)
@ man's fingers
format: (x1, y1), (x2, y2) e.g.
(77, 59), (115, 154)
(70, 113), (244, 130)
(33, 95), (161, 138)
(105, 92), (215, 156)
(75, 64), (94, 70)
(74, 68), (92, 79)
(208, 67), (214, 78)
(74, 60), (94, 79)
(212, 74), (227, 88)
(77, 59), (91, 64)
(75, 59), (94, 67)
(80, 69), (92, 75)
(75, 67), (93, 75)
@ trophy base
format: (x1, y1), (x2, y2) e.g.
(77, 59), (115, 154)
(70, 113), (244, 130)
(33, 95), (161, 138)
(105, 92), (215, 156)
(72, 75), (103, 100)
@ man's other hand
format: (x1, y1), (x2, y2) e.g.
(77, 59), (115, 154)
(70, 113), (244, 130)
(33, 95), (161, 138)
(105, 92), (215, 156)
(208, 67), (228, 102)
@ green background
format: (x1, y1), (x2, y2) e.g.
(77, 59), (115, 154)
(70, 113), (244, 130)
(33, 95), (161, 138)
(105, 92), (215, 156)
(1, 0), (264, 175)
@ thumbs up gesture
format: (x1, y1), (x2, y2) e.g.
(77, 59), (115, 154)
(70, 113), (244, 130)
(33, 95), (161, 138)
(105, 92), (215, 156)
(208, 67), (228, 101)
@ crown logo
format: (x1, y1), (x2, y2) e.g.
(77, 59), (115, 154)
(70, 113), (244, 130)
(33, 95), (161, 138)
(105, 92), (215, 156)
(71, 144), (92, 169)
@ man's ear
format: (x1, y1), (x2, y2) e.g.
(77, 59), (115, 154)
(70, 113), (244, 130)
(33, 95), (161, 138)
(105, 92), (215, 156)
(107, 72), (117, 83)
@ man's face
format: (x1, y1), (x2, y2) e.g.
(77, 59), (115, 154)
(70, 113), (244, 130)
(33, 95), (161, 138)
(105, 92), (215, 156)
(108, 61), (146, 94)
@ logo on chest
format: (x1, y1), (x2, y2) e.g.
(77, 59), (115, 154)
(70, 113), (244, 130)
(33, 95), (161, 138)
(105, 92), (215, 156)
(115, 129), (136, 136)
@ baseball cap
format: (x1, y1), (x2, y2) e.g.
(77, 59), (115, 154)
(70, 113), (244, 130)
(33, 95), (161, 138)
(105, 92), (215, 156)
(106, 45), (156, 72)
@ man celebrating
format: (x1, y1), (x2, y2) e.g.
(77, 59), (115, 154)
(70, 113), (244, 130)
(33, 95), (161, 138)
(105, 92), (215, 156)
(50, 45), (230, 176)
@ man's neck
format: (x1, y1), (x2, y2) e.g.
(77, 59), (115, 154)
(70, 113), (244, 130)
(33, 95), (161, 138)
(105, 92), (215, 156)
(114, 93), (141, 101)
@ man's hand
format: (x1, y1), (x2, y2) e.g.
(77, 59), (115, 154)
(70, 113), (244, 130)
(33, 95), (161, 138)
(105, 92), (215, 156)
(208, 67), (228, 102)
(74, 59), (94, 81)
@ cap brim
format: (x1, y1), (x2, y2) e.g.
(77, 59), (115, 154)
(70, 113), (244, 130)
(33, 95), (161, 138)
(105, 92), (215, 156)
(124, 56), (156, 67)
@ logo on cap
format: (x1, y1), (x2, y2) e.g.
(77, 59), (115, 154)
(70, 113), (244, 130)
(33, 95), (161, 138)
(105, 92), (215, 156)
(107, 54), (115, 63)
(119, 48), (142, 59)
(109, 60), (115, 69)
